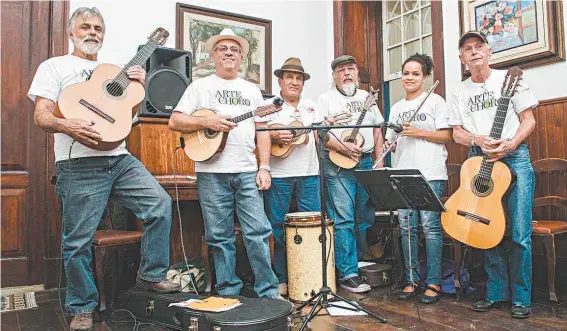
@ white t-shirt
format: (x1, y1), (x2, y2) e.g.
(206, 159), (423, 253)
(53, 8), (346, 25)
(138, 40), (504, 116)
(28, 54), (128, 162)
(174, 74), (266, 173)
(448, 69), (538, 139)
(315, 88), (384, 153)
(266, 96), (319, 178)
(386, 93), (450, 181)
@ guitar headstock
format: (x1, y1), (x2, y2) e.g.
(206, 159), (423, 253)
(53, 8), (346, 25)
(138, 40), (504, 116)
(501, 66), (523, 98)
(363, 86), (380, 109)
(327, 111), (353, 125)
(256, 97), (284, 117)
(149, 28), (169, 46)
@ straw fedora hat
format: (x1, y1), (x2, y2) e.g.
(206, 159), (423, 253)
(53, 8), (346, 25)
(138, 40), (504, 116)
(205, 28), (249, 56)
(274, 57), (310, 81)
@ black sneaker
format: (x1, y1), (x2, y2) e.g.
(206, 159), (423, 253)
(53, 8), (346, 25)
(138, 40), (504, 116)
(340, 276), (371, 293)
(511, 305), (531, 319)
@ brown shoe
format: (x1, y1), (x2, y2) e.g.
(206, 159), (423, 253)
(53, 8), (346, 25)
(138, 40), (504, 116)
(69, 313), (93, 331)
(136, 275), (181, 293)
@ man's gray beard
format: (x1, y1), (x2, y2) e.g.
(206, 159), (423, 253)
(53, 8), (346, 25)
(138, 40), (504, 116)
(342, 83), (356, 96)
(72, 36), (102, 55)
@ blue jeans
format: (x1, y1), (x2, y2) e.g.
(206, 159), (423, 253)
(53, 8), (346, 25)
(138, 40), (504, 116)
(323, 153), (375, 280)
(398, 180), (445, 285)
(196, 172), (279, 298)
(469, 144), (535, 306)
(55, 154), (172, 315)
(264, 176), (321, 283)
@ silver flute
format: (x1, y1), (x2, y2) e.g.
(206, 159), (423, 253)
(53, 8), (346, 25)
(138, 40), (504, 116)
(372, 80), (440, 169)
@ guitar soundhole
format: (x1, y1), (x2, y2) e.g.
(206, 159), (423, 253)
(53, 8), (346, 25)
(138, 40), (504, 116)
(105, 82), (124, 97)
(471, 175), (494, 197)
(204, 129), (219, 139)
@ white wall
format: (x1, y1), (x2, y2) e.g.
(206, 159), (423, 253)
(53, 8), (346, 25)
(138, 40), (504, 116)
(69, 0), (335, 100)
(443, 0), (567, 101)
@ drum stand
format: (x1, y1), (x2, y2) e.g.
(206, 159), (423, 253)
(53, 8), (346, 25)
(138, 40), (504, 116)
(294, 128), (388, 330)
(258, 122), (392, 329)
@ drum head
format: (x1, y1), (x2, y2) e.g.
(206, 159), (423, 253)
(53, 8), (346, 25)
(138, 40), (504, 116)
(285, 212), (320, 220)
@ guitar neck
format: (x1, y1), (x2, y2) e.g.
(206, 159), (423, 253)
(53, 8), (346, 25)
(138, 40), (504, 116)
(230, 111), (255, 124)
(113, 41), (159, 89)
(347, 108), (368, 140)
(479, 96), (512, 178)
(488, 96), (512, 140)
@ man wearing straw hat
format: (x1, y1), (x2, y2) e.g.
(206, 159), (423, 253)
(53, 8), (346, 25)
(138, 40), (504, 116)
(170, 28), (281, 299)
(263, 58), (320, 296)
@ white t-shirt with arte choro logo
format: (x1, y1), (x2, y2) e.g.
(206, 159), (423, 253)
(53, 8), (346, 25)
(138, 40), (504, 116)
(266, 96), (319, 178)
(315, 88), (384, 153)
(386, 93), (450, 181)
(27, 54), (128, 162)
(174, 74), (266, 173)
(448, 69), (538, 139)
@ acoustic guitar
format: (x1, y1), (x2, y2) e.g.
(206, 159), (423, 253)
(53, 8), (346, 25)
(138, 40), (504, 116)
(182, 97), (284, 162)
(270, 112), (352, 158)
(328, 87), (379, 169)
(441, 67), (523, 249)
(54, 28), (169, 151)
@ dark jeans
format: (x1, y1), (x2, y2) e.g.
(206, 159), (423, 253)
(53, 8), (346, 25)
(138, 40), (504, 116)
(55, 154), (172, 314)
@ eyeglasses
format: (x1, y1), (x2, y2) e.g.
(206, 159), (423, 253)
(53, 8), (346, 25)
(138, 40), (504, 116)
(214, 45), (241, 54)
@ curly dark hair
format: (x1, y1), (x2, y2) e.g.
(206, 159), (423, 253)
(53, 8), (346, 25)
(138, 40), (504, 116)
(402, 53), (434, 76)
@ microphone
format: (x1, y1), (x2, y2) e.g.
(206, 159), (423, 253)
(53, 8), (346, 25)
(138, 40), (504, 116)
(272, 97), (284, 106)
(384, 122), (404, 133)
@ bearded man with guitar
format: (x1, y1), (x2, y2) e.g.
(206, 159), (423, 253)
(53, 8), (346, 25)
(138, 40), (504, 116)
(29, 7), (179, 331)
(314, 55), (385, 293)
(169, 29), (281, 300)
(448, 31), (537, 318)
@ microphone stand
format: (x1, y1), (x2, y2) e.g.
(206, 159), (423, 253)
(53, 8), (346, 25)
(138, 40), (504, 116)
(257, 123), (389, 329)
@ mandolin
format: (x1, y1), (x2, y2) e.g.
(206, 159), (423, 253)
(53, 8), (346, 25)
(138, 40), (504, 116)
(328, 87), (379, 169)
(54, 28), (169, 151)
(270, 112), (352, 158)
(182, 97), (284, 162)
(441, 67), (523, 249)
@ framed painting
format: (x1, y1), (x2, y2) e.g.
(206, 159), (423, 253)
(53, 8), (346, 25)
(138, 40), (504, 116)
(460, 0), (564, 73)
(176, 3), (272, 92)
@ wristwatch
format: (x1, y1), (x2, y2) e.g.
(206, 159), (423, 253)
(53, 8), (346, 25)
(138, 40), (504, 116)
(259, 165), (271, 172)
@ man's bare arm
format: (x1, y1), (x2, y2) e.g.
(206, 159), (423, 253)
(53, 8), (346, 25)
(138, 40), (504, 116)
(33, 96), (101, 145)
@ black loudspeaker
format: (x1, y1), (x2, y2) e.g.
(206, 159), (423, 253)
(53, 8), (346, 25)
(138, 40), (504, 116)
(137, 46), (192, 118)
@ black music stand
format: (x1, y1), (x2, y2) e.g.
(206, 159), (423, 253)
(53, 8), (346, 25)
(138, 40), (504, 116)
(354, 169), (445, 287)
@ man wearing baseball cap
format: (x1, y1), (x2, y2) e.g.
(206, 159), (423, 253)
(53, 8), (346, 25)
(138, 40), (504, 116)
(170, 28), (281, 300)
(448, 31), (538, 318)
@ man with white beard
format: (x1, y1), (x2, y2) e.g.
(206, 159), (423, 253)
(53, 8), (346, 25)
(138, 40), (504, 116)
(315, 55), (384, 293)
(28, 7), (179, 331)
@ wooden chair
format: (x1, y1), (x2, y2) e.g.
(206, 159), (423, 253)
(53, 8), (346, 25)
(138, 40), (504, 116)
(531, 158), (567, 302)
(91, 205), (142, 311)
(441, 164), (468, 294)
(50, 175), (142, 312)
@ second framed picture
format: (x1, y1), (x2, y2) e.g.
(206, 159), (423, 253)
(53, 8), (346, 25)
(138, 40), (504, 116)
(176, 3), (272, 93)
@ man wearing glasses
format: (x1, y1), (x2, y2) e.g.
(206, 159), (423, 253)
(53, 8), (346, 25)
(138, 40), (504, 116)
(169, 29), (281, 299)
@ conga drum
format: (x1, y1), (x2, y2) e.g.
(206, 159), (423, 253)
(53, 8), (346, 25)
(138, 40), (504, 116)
(284, 212), (336, 303)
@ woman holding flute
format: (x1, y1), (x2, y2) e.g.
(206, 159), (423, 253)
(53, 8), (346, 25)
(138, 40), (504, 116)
(382, 53), (452, 304)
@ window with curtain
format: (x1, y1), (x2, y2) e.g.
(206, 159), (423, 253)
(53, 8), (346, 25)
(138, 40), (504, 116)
(383, 0), (435, 109)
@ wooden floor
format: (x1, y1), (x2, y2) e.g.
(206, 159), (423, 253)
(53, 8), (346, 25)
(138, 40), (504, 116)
(2, 286), (566, 331)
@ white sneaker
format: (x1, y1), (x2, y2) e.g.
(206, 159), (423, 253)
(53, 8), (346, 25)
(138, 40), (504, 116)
(278, 283), (288, 296)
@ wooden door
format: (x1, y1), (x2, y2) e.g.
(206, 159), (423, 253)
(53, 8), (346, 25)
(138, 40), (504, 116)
(1, 0), (68, 287)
